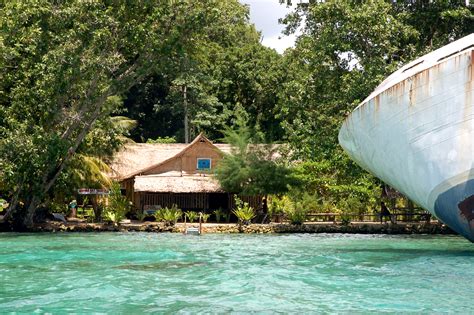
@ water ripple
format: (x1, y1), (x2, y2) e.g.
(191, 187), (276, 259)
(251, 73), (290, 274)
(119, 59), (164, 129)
(0, 233), (473, 313)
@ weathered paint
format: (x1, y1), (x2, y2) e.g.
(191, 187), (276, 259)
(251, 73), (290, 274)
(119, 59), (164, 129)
(434, 178), (474, 241)
(339, 34), (474, 242)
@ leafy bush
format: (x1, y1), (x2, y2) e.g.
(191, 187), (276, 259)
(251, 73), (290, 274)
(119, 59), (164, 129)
(285, 203), (309, 225)
(136, 210), (146, 221)
(273, 196), (309, 225)
(146, 136), (176, 144)
(268, 195), (289, 221)
(232, 196), (255, 225)
(201, 213), (210, 223)
(48, 200), (68, 214)
(104, 182), (129, 224)
(154, 204), (182, 226)
(214, 208), (227, 223)
(185, 211), (199, 223)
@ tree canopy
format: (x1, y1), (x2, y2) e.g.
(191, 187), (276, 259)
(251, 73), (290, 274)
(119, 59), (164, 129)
(1, 0), (474, 228)
(0, 0), (248, 228)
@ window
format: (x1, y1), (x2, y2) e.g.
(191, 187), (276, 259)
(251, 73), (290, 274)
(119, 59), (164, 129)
(197, 158), (212, 170)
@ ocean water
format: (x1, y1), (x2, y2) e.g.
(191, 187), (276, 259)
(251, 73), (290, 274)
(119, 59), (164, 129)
(0, 232), (473, 313)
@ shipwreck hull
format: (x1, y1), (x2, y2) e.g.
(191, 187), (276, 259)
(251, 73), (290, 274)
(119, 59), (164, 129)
(339, 34), (474, 241)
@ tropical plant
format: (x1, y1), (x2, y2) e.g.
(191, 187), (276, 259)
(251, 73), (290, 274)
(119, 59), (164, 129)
(232, 196), (255, 226)
(201, 213), (211, 223)
(276, 197), (308, 225)
(103, 182), (129, 224)
(268, 195), (290, 222)
(135, 210), (147, 222)
(154, 205), (182, 226)
(213, 209), (225, 223)
(185, 211), (199, 223)
(214, 118), (299, 197)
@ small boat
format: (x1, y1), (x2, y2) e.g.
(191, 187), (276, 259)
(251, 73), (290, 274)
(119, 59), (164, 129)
(339, 34), (474, 242)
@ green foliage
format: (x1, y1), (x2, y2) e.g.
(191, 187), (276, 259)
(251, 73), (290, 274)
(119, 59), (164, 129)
(1, 0), (244, 228)
(154, 205), (182, 226)
(268, 195), (287, 219)
(185, 211), (199, 223)
(124, 1), (284, 142)
(3, 0), (473, 228)
(277, 1), (474, 209)
(48, 201), (67, 215)
(232, 196), (255, 225)
(285, 205), (309, 226)
(135, 211), (147, 222)
(271, 195), (308, 225)
(215, 118), (299, 196)
(213, 209), (227, 223)
(104, 183), (129, 224)
(0, 198), (9, 212)
(201, 213), (211, 223)
(146, 136), (177, 144)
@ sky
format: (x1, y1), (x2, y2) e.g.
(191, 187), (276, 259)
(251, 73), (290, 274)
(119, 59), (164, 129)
(239, 0), (297, 53)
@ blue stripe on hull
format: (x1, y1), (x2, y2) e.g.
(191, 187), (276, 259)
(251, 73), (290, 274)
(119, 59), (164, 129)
(434, 178), (474, 242)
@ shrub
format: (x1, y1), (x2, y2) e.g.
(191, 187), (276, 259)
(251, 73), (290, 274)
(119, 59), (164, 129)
(277, 197), (308, 225)
(48, 200), (68, 214)
(155, 204), (182, 226)
(104, 182), (129, 224)
(213, 209), (224, 222)
(136, 210), (146, 221)
(285, 203), (309, 225)
(201, 213), (210, 223)
(268, 195), (290, 221)
(146, 136), (177, 143)
(185, 211), (199, 223)
(232, 196), (255, 225)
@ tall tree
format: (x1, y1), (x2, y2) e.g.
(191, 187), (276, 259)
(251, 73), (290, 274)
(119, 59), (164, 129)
(123, 0), (284, 143)
(277, 0), (474, 204)
(0, 0), (229, 229)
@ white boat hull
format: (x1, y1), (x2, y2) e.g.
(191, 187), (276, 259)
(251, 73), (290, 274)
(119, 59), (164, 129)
(339, 35), (474, 241)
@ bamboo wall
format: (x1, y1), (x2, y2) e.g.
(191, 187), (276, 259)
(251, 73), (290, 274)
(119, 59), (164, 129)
(136, 193), (263, 212)
(140, 193), (209, 210)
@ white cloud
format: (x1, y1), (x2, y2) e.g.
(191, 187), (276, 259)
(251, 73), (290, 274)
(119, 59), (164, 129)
(240, 0), (297, 53)
(262, 33), (297, 54)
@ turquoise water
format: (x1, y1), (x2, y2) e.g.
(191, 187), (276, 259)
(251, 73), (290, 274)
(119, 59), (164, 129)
(0, 233), (473, 313)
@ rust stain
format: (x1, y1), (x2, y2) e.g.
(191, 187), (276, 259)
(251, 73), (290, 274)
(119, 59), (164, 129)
(408, 77), (416, 107)
(459, 195), (474, 222)
(374, 94), (380, 112)
(464, 51), (474, 118)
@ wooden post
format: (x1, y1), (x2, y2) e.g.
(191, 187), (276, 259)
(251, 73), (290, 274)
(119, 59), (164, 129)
(199, 212), (202, 235)
(183, 213), (187, 234)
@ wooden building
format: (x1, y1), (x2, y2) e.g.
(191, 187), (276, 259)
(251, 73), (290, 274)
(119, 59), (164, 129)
(110, 134), (262, 212)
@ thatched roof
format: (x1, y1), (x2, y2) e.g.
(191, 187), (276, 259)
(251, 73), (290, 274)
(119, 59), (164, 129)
(109, 140), (232, 180)
(109, 134), (286, 194)
(134, 174), (222, 193)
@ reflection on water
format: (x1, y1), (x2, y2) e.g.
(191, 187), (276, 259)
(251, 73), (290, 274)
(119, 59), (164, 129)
(0, 232), (472, 313)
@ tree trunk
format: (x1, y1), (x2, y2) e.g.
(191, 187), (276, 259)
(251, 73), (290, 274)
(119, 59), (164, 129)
(4, 193), (39, 231)
(23, 195), (41, 228)
(183, 85), (189, 143)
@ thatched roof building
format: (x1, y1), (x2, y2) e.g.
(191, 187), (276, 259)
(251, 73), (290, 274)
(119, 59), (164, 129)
(109, 134), (262, 212)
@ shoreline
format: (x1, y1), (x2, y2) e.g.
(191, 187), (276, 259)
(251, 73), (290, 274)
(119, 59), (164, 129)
(0, 220), (456, 235)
